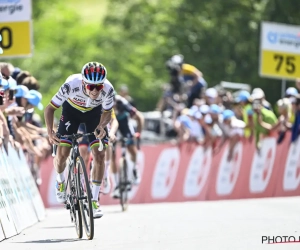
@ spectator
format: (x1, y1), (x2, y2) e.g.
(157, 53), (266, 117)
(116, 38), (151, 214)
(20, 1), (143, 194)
(205, 88), (218, 105)
(217, 88), (233, 110)
(273, 98), (293, 144)
(291, 94), (300, 143)
(217, 109), (245, 160)
(0, 62), (14, 77)
(206, 104), (223, 148)
(21, 75), (40, 90)
(174, 108), (193, 144)
(285, 87), (298, 98)
(252, 98), (278, 150)
(235, 90), (254, 140)
(11, 67), (21, 80)
(251, 88), (272, 111)
(16, 70), (31, 85)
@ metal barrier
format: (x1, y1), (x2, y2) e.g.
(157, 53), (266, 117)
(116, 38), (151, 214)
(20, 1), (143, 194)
(0, 144), (45, 242)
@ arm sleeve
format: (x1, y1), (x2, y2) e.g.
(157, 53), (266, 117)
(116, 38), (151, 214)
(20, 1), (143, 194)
(102, 86), (115, 112)
(121, 98), (137, 117)
(49, 81), (71, 109)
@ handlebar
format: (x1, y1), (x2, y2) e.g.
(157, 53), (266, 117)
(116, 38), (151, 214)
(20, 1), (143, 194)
(52, 131), (109, 157)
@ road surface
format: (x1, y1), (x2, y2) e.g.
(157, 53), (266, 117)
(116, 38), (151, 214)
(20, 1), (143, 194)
(1, 197), (300, 249)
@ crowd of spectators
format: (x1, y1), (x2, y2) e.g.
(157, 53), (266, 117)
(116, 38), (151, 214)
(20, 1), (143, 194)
(2, 57), (300, 178)
(154, 55), (300, 158)
(0, 62), (50, 187)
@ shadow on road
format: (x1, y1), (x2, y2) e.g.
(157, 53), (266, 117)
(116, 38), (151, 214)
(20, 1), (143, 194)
(15, 238), (86, 244)
(103, 209), (125, 214)
(42, 225), (74, 229)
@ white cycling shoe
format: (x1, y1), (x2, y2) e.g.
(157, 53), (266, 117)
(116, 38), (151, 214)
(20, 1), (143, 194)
(92, 201), (103, 219)
(111, 186), (120, 199)
(55, 182), (66, 203)
(132, 168), (141, 185)
(102, 177), (111, 194)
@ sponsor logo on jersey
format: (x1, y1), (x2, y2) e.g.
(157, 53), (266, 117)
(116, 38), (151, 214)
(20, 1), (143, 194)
(55, 95), (63, 101)
(73, 97), (86, 105)
(61, 83), (71, 95)
(101, 90), (107, 97)
(72, 87), (80, 93)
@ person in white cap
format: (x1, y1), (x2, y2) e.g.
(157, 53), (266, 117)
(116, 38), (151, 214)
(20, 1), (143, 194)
(205, 88), (218, 105)
(272, 98), (293, 144)
(251, 88), (272, 111)
(216, 109), (245, 160)
(285, 87), (298, 99)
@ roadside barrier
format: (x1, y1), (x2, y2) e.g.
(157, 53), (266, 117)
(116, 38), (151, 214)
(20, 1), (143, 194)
(0, 144), (45, 242)
(39, 132), (300, 207)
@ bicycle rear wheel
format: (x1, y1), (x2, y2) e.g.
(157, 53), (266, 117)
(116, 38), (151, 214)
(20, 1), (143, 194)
(67, 167), (83, 238)
(76, 156), (94, 240)
(119, 158), (129, 211)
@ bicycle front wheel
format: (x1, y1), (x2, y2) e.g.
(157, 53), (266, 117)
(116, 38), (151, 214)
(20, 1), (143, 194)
(76, 156), (94, 240)
(119, 158), (129, 212)
(67, 167), (83, 239)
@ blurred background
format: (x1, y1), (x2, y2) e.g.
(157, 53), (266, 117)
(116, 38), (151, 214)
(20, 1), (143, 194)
(1, 0), (300, 115)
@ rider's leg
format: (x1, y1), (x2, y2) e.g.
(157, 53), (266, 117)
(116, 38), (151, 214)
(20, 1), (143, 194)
(127, 143), (140, 185)
(102, 145), (111, 194)
(90, 145), (106, 198)
(90, 143), (106, 218)
(55, 145), (72, 180)
(79, 144), (90, 173)
(55, 103), (80, 203)
(104, 147), (110, 179)
(78, 124), (91, 172)
(54, 145), (71, 203)
(110, 142), (120, 198)
(110, 143), (118, 185)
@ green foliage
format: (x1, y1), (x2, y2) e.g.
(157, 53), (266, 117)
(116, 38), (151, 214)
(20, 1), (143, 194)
(3, 0), (300, 121)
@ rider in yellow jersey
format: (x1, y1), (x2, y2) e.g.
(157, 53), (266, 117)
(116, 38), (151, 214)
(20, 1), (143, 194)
(165, 54), (207, 108)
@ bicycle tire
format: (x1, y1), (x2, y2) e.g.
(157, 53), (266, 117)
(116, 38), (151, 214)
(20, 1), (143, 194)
(68, 167), (83, 239)
(76, 156), (94, 240)
(120, 157), (129, 212)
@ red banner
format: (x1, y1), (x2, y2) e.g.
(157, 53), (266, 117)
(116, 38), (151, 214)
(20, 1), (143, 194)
(39, 132), (300, 208)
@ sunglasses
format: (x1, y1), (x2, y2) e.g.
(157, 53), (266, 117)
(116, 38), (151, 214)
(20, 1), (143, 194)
(85, 83), (104, 91)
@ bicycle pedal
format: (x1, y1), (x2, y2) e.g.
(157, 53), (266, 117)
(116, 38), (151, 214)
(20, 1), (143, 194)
(65, 203), (70, 210)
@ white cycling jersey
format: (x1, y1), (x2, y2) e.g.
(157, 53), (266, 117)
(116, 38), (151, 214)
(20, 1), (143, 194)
(50, 74), (114, 113)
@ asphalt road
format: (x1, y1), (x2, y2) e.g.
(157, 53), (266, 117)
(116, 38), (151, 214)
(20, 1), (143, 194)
(1, 197), (300, 250)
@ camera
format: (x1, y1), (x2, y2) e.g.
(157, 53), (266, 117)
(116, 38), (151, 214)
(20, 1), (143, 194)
(0, 89), (4, 105)
(252, 99), (261, 109)
(9, 89), (14, 100)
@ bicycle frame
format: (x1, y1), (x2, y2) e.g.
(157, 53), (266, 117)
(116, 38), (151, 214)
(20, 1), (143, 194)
(52, 132), (96, 239)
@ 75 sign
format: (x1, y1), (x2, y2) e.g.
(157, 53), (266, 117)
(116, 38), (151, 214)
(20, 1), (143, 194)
(260, 50), (300, 80)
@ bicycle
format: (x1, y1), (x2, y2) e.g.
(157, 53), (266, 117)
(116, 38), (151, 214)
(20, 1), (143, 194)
(112, 136), (140, 212)
(52, 132), (100, 240)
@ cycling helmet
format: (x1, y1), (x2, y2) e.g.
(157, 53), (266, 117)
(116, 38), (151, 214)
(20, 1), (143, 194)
(81, 62), (107, 84)
(170, 54), (184, 66)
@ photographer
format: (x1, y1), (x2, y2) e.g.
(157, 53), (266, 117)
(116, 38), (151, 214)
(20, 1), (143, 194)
(252, 98), (277, 151)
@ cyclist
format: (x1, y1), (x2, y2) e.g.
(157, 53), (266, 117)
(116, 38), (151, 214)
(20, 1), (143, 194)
(44, 62), (115, 219)
(111, 94), (144, 198)
(166, 54), (207, 108)
(84, 108), (119, 194)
